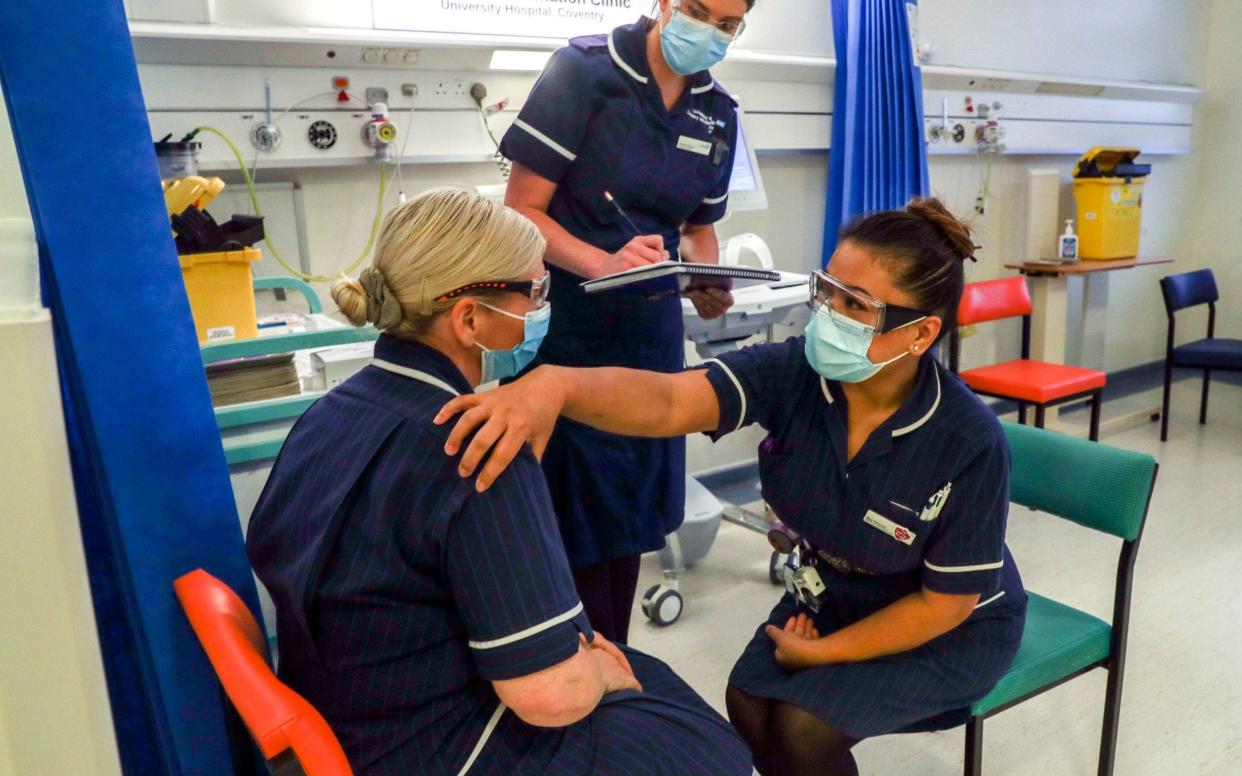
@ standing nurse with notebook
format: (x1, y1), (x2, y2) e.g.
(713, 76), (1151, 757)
(499, 0), (754, 641)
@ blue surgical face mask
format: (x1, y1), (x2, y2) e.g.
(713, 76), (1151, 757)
(660, 11), (731, 76)
(804, 304), (920, 383)
(475, 302), (551, 383)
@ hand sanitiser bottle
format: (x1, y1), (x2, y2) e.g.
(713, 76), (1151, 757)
(1059, 219), (1079, 261)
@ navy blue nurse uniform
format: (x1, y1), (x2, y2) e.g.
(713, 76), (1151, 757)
(498, 17), (740, 571)
(699, 339), (1027, 738)
(246, 335), (751, 775)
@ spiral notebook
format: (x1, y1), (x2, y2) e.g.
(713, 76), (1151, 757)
(581, 261), (782, 296)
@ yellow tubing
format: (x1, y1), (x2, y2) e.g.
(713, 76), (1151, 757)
(190, 126), (389, 283)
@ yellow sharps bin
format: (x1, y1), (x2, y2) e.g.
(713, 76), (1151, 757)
(179, 247), (261, 343)
(1073, 147), (1151, 260)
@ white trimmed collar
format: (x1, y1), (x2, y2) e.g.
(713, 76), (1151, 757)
(609, 28), (649, 84)
(816, 359), (942, 436)
(609, 19), (715, 95)
(892, 365), (941, 437)
(819, 376), (835, 405)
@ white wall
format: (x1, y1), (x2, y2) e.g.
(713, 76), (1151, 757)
(0, 91), (122, 774)
(150, 0), (1215, 477)
(1187, 0), (1242, 340)
(0, 99), (28, 221)
(916, 0), (1210, 375)
(937, 151), (1204, 374)
(919, 0), (1208, 84)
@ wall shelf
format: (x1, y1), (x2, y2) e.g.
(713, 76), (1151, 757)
(129, 21), (1202, 104)
(132, 21), (1202, 162)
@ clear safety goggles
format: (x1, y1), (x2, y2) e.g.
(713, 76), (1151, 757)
(670, 0), (747, 42)
(437, 270), (551, 308)
(808, 270), (928, 334)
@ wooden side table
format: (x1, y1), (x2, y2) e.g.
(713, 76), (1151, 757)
(1003, 257), (1174, 433)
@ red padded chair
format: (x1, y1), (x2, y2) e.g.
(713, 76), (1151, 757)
(174, 569), (353, 776)
(949, 277), (1106, 441)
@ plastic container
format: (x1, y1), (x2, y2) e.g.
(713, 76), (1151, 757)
(154, 139), (201, 179)
(1073, 147), (1150, 260)
(1059, 219), (1079, 261)
(179, 248), (261, 343)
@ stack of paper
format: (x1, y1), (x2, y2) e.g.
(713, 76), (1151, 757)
(205, 352), (300, 407)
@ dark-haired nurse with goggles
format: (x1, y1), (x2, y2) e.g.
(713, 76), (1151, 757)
(805, 269), (938, 382)
(498, 0), (756, 643)
(436, 199), (1027, 776)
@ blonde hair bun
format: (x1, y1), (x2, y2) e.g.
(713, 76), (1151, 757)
(331, 276), (370, 327)
(334, 187), (547, 338)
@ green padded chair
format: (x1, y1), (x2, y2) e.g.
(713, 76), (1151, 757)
(963, 422), (1158, 776)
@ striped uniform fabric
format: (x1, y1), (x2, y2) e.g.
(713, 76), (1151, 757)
(247, 335), (751, 774)
(494, 16), (740, 570)
(700, 338), (1027, 738)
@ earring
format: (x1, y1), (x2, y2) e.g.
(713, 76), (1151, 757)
(912, 345), (921, 353)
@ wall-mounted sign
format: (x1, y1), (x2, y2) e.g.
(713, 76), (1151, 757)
(373, 0), (644, 40)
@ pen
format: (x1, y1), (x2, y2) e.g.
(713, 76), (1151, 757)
(603, 190), (642, 236)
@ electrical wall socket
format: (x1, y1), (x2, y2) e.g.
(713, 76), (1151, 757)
(433, 80), (467, 98)
(401, 83), (418, 97)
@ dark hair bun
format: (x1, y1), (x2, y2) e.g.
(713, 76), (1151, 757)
(906, 197), (976, 262)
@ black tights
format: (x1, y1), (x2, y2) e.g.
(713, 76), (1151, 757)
(726, 684), (861, 776)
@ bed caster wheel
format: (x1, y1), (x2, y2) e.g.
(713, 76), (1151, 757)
(641, 584), (683, 626)
(769, 552), (786, 585)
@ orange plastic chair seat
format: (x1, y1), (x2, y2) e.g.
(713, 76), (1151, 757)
(175, 569), (353, 776)
(959, 359), (1106, 404)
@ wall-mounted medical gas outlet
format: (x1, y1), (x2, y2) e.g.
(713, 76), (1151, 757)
(924, 95), (1016, 153)
(251, 122), (282, 152)
(362, 103), (397, 162)
(250, 78), (283, 152)
(307, 120), (338, 150)
(975, 102), (1006, 153)
(927, 97), (969, 146)
(925, 119), (969, 147)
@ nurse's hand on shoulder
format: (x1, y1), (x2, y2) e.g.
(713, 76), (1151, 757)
(685, 287), (734, 320)
(766, 612), (825, 671)
(599, 234), (669, 276)
(435, 367), (564, 491)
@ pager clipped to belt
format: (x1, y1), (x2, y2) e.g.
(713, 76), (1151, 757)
(767, 522), (829, 613)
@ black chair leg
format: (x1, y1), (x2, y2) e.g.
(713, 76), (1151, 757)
(964, 716), (984, 776)
(1089, 392), (1102, 441)
(1160, 363), (1173, 441)
(1034, 404), (1046, 429)
(1018, 402), (1028, 426)
(1098, 664), (1126, 776)
(1200, 370), (1211, 425)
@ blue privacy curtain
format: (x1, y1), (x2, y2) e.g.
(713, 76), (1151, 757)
(1, 1), (263, 772)
(823, 0), (931, 265)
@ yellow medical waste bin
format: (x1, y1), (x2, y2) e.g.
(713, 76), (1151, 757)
(179, 247), (261, 343)
(1073, 147), (1151, 260)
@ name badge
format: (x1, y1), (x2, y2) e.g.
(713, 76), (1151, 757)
(676, 135), (711, 156)
(863, 509), (916, 545)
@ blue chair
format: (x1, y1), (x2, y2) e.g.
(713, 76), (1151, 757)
(1158, 269), (1242, 441)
